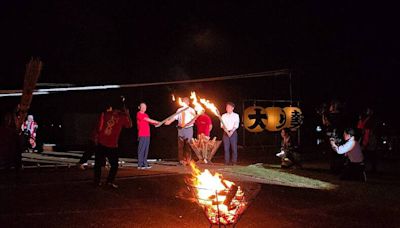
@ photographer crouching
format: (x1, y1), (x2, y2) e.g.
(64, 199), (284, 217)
(330, 128), (367, 182)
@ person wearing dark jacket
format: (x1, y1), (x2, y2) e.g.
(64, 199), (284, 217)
(278, 128), (301, 168)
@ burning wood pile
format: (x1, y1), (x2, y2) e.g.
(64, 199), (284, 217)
(190, 134), (222, 163)
(187, 162), (251, 226)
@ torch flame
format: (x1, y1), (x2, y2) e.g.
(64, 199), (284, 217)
(188, 162), (246, 225)
(200, 98), (221, 117)
(177, 97), (188, 107)
(190, 91), (205, 114)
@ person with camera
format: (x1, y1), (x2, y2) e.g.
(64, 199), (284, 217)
(318, 100), (347, 173)
(94, 97), (132, 189)
(277, 128), (302, 168)
(330, 128), (366, 182)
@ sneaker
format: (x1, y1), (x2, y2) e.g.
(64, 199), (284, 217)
(276, 151), (285, 158)
(144, 165), (152, 169)
(107, 182), (119, 189)
(137, 166), (145, 170)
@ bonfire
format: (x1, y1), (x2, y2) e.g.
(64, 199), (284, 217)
(187, 162), (248, 226)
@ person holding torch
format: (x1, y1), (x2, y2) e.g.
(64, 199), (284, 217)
(136, 102), (160, 169)
(165, 97), (196, 165)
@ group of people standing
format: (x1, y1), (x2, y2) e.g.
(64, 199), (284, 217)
(164, 98), (240, 166)
(320, 100), (376, 182)
(84, 97), (240, 188)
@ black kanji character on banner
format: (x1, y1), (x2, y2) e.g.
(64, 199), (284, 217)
(289, 110), (303, 128)
(248, 108), (267, 129)
(276, 113), (286, 129)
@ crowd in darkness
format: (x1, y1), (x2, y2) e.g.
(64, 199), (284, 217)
(318, 100), (381, 181)
(277, 99), (392, 182)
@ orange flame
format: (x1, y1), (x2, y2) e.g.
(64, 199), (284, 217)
(200, 98), (221, 117)
(177, 97), (187, 107)
(190, 91), (205, 114)
(188, 162), (246, 225)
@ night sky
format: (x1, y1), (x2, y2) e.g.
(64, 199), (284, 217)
(1, 1), (399, 125)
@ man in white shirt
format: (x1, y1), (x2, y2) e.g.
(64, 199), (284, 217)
(221, 102), (240, 165)
(165, 97), (196, 165)
(331, 128), (366, 182)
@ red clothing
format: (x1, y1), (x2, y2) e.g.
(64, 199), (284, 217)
(357, 116), (372, 147)
(136, 112), (151, 137)
(98, 110), (131, 148)
(195, 114), (212, 136)
(22, 121), (38, 139)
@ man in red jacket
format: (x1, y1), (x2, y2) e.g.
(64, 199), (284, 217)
(95, 99), (132, 188)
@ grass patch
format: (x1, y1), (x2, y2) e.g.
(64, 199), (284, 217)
(225, 163), (337, 190)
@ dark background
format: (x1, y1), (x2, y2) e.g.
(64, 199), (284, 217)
(1, 1), (399, 154)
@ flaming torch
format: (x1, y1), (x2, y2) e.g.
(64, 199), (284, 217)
(181, 91), (204, 128)
(155, 96), (189, 128)
(187, 162), (248, 226)
(190, 91), (204, 115)
(199, 98), (227, 129)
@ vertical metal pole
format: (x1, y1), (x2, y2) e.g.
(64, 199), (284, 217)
(242, 100), (246, 147)
(297, 101), (301, 145)
(289, 72), (293, 105)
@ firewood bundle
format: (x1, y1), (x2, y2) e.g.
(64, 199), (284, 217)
(190, 134), (222, 163)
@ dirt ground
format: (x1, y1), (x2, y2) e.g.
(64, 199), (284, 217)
(1, 155), (400, 228)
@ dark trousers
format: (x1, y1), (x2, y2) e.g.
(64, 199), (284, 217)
(330, 149), (346, 174)
(281, 151), (302, 168)
(340, 162), (366, 182)
(79, 140), (96, 164)
(223, 131), (238, 164)
(138, 136), (150, 167)
(94, 144), (119, 184)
